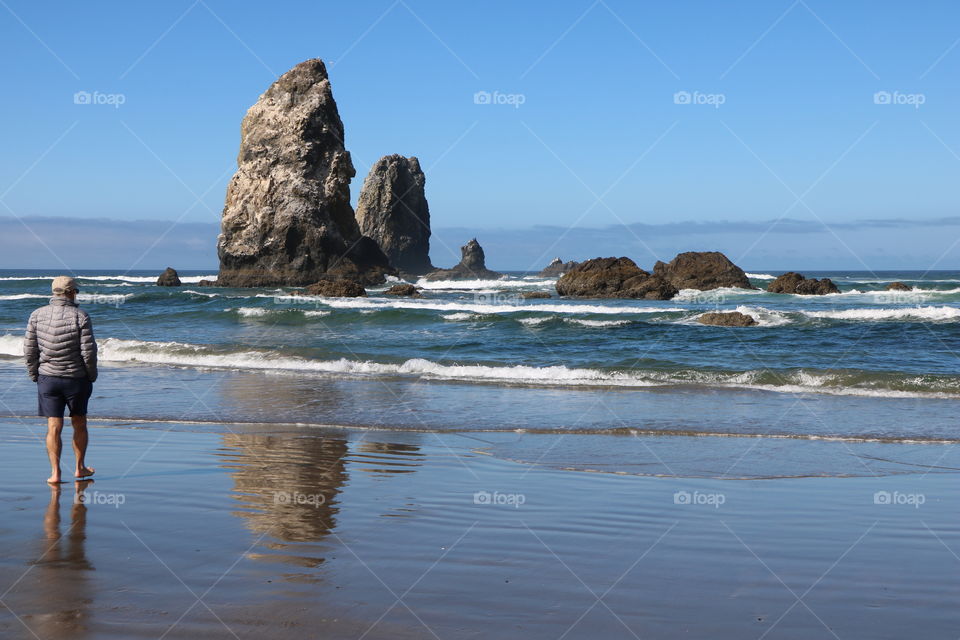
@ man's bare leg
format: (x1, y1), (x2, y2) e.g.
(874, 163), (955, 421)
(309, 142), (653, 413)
(71, 416), (94, 479)
(46, 418), (64, 484)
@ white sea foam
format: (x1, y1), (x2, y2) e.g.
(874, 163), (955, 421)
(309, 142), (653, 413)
(0, 293), (133, 303)
(672, 287), (764, 302)
(732, 305), (792, 327)
(413, 278), (555, 290)
(316, 297), (685, 316)
(182, 289), (219, 298)
(565, 318), (632, 328)
(232, 307), (330, 319)
(745, 273), (776, 279)
(441, 313), (480, 321)
(518, 317), (555, 326)
(802, 306), (960, 322)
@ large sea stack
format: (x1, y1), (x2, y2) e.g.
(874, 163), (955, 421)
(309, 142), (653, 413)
(355, 155), (433, 275)
(216, 59), (394, 287)
(652, 251), (754, 290)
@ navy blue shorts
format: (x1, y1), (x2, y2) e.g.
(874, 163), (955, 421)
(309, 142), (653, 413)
(37, 375), (93, 418)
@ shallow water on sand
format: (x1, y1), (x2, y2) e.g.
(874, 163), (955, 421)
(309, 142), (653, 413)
(1, 422), (958, 639)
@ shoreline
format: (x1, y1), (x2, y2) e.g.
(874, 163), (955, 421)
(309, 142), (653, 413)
(1, 420), (958, 638)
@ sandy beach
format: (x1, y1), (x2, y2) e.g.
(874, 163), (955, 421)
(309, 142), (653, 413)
(1, 419), (958, 639)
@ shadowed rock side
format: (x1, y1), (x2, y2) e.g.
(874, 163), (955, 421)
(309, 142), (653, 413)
(356, 155), (433, 275)
(698, 311), (757, 327)
(767, 272), (840, 295)
(539, 258), (580, 278)
(555, 257), (678, 300)
(886, 281), (911, 291)
(424, 239), (502, 280)
(304, 279), (366, 297)
(216, 59), (394, 287)
(652, 251), (754, 290)
(156, 267), (181, 286)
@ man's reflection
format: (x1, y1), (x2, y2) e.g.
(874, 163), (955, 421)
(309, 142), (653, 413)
(31, 481), (94, 639)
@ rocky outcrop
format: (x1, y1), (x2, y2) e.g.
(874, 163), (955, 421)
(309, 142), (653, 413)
(156, 267), (181, 286)
(698, 311), (757, 327)
(215, 59), (394, 287)
(384, 283), (421, 297)
(197, 279), (216, 287)
(355, 155), (433, 275)
(768, 272), (840, 295)
(424, 239), (502, 281)
(522, 291), (551, 299)
(652, 251), (753, 290)
(555, 257), (678, 300)
(885, 281), (911, 291)
(304, 279), (366, 297)
(539, 258), (579, 278)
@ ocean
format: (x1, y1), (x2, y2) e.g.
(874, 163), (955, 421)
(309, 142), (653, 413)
(1, 268), (959, 453)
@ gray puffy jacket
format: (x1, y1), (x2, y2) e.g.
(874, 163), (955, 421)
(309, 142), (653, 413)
(24, 297), (98, 382)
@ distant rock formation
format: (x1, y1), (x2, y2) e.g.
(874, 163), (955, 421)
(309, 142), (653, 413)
(555, 257), (677, 300)
(384, 283), (420, 297)
(522, 291), (551, 299)
(698, 311), (757, 327)
(652, 251), (753, 290)
(355, 155), (433, 275)
(424, 239), (502, 280)
(156, 267), (181, 286)
(216, 59), (394, 287)
(539, 258), (579, 278)
(885, 281), (911, 291)
(304, 278), (366, 297)
(767, 272), (840, 295)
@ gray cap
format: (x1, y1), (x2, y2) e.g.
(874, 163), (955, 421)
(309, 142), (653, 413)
(51, 276), (80, 295)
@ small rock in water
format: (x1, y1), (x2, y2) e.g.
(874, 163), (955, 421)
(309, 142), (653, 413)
(522, 291), (551, 299)
(384, 283), (421, 297)
(698, 311), (758, 327)
(885, 281), (911, 291)
(305, 279), (367, 297)
(156, 267), (181, 286)
(767, 272), (840, 295)
(555, 257), (677, 300)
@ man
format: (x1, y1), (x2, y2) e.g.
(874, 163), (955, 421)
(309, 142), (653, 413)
(24, 276), (97, 484)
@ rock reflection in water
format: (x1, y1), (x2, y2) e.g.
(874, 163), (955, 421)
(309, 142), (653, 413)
(223, 433), (348, 543)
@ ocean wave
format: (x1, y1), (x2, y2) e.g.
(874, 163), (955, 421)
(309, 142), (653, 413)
(316, 297), (685, 316)
(0, 293), (134, 303)
(565, 318), (632, 328)
(440, 312), (481, 321)
(2, 334), (956, 398)
(672, 287), (764, 302)
(801, 306), (960, 322)
(413, 278), (556, 290)
(746, 273), (776, 279)
(231, 307), (330, 319)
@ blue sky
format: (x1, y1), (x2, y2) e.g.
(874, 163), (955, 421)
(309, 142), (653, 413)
(1, 0), (959, 270)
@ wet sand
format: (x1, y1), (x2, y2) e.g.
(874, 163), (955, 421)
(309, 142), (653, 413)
(1, 420), (958, 639)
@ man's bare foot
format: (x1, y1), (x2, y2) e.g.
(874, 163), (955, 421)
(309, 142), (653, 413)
(47, 472), (62, 485)
(75, 466), (95, 479)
